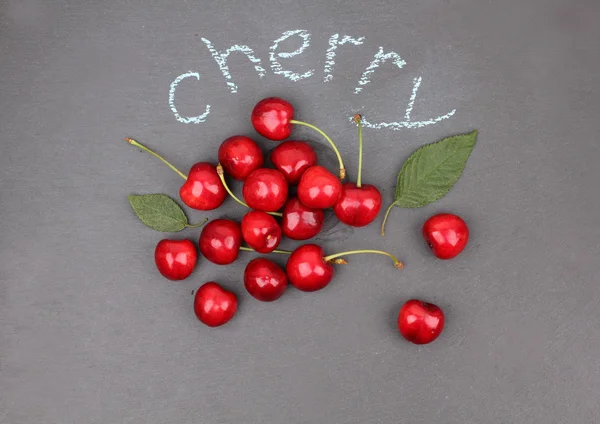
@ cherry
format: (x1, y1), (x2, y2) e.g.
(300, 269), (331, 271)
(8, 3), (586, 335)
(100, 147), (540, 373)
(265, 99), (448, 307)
(270, 140), (317, 184)
(281, 197), (324, 240)
(422, 213), (469, 259)
(199, 219), (242, 265)
(297, 165), (342, 209)
(194, 282), (238, 327)
(333, 115), (382, 227)
(126, 138), (225, 210)
(241, 210), (282, 253)
(397, 300), (445, 345)
(286, 244), (403, 292)
(244, 258), (288, 302)
(218, 135), (264, 181)
(154, 239), (197, 280)
(251, 97), (346, 179)
(242, 168), (288, 212)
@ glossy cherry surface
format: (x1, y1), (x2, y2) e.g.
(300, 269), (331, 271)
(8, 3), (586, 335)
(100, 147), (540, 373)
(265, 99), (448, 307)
(333, 183), (382, 227)
(286, 244), (334, 292)
(154, 239), (197, 280)
(422, 213), (469, 259)
(199, 219), (242, 265)
(281, 197), (324, 240)
(398, 299), (445, 345)
(297, 165), (342, 209)
(194, 282), (238, 327)
(179, 162), (226, 210)
(270, 140), (317, 184)
(218, 135), (264, 181)
(251, 97), (294, 141)
(241, 211), (282, 253)
(244, 258), (288, 302)
(242, 168), (288, 212)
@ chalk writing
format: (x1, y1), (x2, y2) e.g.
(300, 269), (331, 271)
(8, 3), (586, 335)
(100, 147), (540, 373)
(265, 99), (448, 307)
(354, 47), (407, 93)
(324, 34), (365, 82)
(269, 30), (314, 82)
(169, 72), (211, 123)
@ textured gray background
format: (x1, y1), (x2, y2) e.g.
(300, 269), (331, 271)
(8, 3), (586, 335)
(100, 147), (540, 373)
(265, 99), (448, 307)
(1, 0), (600, 423)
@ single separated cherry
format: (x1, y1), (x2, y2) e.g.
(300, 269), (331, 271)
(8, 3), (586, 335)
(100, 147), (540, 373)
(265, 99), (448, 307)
(251, 97), (346, 179)
(244, 258), (288, 302)
(422, 213), (469, 259)
(242, 168), (288, 212)
(126, 138), (225, 210)
(154, 239), (197, 280)
(398, 300), (445, 344)
(194, 282), (238, 327)
(281, 197), (324, 240)
(297, 165), (342, 209)
(333, 115), (382, 227)
(270, 140), (317, 184)
(241, 210), (282, 253)
(218, 135), (264, 181)
(286, 244), (403, 292)
(199, 219), (242, 265)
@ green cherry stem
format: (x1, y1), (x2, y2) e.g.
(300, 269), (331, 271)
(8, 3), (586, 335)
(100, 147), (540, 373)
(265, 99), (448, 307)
(323, 249), (404, 269)
(289, 119), (346, 180)
(354, 114), (363, 188)
(239, 246), (292, 255)
(381, 203), (395, 236)
(125, 138), (187, 180)
(216, 164), (283, 217)
(185, 217), (209, 229)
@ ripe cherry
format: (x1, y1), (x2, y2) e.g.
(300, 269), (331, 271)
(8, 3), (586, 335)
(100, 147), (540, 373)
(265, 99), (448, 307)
(218, 135), (264, 181)
(333, 115), (382, 227)
(199, 219), (242, 265)
(286, 244), (403, 292)
(422, 213), (469, 259)
(194, 282), (238, 327)
(242, 168), (288, 212)
(281, 197), (324, 240)
(270, 140), (317, 184)
(398, 300), (445, 344)
(241, 211), (282, 253)
(126, 138), (225, 210)
(251, 97), (346, 179)
(154, 239), (197, 280)
(244, 258), (288, 302)
(297, 165), (342, 209)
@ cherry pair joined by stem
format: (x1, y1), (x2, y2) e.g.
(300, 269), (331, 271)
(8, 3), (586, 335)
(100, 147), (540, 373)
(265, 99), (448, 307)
(398, 299), (444, 344)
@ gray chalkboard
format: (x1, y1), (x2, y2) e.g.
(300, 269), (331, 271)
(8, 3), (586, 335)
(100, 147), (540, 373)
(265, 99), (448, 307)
(2, 1), (600, 423)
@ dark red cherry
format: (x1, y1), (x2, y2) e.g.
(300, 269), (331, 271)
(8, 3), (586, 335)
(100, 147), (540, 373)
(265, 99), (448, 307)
(270, 140), (317, 184)
(297, 165), (342, 209)
(179, 162), (226, 210)
(244, 258), (288, 302)
(241, 210), (282, 253)
(422, 214), (469, 259)
(242, 168), (288, 212)
(251, 97), (294, 141)
(285, 244), (334, 292)
(154, 239), (197, 280)
(333, 182), (382, 227)
(398, 299), (445, 344)
(198, 219), (242, 265)
(218, 135), (264, 181)
(281, 197), (324, 240)
(194, 282), (238, 327)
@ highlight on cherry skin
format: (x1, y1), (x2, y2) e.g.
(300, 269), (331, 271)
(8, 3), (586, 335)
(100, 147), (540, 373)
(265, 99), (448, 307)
(422, 213), (469, 259)
(218, 135), (264, 181)
(154, 239), (197, 281)
(251, 97), (346, 179)
(194, 282), (238, 327)
(397, 299), (445, 345)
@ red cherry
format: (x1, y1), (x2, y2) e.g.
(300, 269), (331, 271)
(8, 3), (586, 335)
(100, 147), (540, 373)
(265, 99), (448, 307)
(398, 300), (445, 344)
(422, 214), (469, 259)
(242, 168), (288, 212)
(281, 197), (324, 240)
(270, 140), (317, 184)
(244, 258), (288, 302)
(241, 210), (282, 253)
(199, 219), (242, 265)
(179, 162), (226, 210)
(251, 97), (294, 141)
(297, 165), (342, 209)
(285, 244), (334, 292)
(194, 282), (238, 327)
(154, 239), (197, 280)
(218, 135), (264, 181)
(333, 183), (382, 227)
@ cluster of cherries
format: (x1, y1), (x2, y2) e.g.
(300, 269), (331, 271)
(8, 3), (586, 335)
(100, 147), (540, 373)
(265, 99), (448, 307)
(128, 97), (469, 345)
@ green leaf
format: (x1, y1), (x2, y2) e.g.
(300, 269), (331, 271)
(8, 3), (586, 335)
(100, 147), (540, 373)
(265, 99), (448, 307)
(394, 130), (477, 208)
(128, 194), (189, 232)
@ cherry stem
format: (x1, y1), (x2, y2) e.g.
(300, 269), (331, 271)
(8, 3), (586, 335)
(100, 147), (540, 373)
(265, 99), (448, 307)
(323, 249), (404, 269)
(381, 203), (395, 236)
(216, 164), (283, 217)
(125, 138), (187, 180)
(185, 218), (209, 229)
(239, 246), (292, 255)
(290, 119), (346, 180)
(354, 114), (363, 188)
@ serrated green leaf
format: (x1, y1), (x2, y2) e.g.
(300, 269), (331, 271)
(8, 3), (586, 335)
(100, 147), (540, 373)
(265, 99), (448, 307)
(128, 194), (188, 232)
(394, 130), (477, 208)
